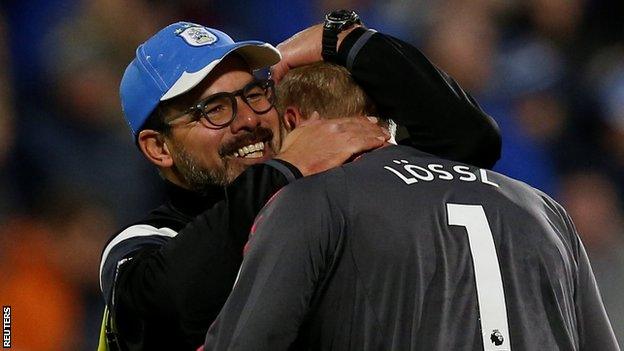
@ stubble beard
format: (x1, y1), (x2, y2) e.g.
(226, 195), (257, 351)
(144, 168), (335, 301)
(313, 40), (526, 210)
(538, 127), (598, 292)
(170, 129), (282, 193)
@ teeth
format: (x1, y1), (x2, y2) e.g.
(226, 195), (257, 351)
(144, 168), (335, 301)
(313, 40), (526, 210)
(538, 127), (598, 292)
(234, 142), (266, 158)
(245, 151), (263, 159)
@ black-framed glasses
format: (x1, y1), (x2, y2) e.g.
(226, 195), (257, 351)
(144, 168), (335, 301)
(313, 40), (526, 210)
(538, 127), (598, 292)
(166, 79), (276, 129)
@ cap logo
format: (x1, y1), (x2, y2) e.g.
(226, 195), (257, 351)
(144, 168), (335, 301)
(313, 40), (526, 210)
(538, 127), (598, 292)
(176, 25), (218, 47)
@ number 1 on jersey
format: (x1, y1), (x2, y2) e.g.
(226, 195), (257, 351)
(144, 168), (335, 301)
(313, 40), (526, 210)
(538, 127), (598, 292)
(447, 203), (511, 351)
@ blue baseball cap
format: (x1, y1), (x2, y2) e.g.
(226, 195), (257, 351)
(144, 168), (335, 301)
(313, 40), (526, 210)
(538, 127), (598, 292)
(120, 22), (281, 137)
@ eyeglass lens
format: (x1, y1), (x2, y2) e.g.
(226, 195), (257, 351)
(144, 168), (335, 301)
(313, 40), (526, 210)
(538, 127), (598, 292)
(197, 80), (274, 128)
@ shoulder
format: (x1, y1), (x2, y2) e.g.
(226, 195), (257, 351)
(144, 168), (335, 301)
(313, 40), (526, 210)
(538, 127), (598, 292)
(531, 187), (578, 236)
(282, 166), (348, 205)
(253, 169), (350, 232)
(496, 173), (571, 225)
(98, 204), (186, 303)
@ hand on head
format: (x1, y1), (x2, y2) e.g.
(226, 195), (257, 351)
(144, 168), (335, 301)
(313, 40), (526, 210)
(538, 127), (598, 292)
(276, 112), (389, 176)
(270, 23), (363, 83)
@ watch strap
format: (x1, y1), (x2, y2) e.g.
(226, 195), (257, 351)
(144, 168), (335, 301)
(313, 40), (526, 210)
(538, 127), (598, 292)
(322, 27), (340, 62)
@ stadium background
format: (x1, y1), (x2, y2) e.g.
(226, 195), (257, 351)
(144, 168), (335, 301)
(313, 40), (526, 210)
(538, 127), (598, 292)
(0, 0), (622, 349)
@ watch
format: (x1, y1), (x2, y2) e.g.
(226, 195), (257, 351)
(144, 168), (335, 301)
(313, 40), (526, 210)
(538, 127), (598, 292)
(322, 10), (362, 63)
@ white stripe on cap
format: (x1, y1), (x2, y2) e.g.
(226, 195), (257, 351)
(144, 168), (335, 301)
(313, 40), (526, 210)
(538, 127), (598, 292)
(160, 43), (280, 101)
(160, 59), (223, 101)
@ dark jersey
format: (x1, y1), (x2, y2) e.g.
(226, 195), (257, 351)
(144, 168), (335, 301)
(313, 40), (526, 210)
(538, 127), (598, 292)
(205, 145), (619, 351)
(100, 27), (502, 350)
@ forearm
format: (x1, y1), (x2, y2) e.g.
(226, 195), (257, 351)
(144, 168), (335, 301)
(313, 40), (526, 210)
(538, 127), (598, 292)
(337, 28), (501, 168)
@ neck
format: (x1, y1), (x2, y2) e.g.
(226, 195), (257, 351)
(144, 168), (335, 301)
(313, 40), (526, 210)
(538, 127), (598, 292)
(161, 165), (196, 191)
(163, 180), (224, 217)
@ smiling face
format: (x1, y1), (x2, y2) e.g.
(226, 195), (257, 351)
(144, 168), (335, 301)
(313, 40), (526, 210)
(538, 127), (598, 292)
(152, 55), (283, 191)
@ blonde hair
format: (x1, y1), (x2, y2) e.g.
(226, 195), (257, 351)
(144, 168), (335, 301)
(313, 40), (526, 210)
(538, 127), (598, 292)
(276, 62), (378, 120)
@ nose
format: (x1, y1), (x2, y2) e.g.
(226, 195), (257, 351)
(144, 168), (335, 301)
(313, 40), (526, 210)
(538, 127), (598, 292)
(229, 97), (261, 133)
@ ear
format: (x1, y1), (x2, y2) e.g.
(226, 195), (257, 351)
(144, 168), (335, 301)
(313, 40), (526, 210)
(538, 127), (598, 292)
(283, 106), (304, 131)
(138, 129), (174, 168)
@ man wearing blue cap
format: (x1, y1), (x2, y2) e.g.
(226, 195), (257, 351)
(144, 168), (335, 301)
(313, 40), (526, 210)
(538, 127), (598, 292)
(99, 12), (502, 350)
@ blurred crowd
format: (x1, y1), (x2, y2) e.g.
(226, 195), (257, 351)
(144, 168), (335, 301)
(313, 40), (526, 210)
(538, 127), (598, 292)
(0, 0), (622, 349)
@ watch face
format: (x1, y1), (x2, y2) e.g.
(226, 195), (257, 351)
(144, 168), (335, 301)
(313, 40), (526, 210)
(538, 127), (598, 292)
(327, 9), (356, 22)
(324, 9), (361, 31)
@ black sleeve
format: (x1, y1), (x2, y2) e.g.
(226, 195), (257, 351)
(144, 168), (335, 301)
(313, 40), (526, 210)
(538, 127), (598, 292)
(336, 27), (501, 169)
(205, 178), (343, 350)
(113, 160), (302, 350)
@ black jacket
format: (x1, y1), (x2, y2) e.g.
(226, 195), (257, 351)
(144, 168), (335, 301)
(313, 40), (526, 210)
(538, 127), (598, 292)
(99, 28), (502, 350)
